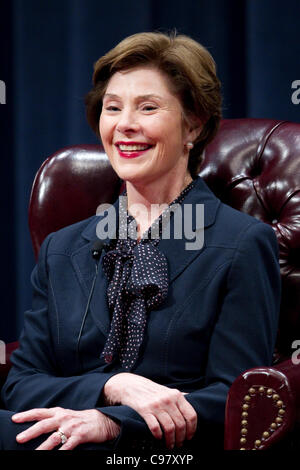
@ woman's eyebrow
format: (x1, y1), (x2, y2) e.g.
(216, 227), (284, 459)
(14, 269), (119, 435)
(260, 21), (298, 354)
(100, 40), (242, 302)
(103, 93), (163, 101)
(136, 94), (163, 101)
(103, 93), (120, 100)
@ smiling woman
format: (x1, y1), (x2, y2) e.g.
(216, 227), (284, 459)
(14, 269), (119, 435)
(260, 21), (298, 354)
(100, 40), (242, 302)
(0, 32), (281, 452)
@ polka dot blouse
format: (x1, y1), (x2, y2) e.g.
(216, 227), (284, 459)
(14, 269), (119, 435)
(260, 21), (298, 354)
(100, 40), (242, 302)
(101, 180), (195, 370)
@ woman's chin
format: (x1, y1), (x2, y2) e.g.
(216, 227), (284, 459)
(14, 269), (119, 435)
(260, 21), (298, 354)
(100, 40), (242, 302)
(122, 175), (147, 186)
(115, 168), (149, 185)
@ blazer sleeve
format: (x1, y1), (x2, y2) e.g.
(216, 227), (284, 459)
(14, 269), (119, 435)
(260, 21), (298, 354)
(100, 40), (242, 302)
(183, 221), (281, 426)
(1, 233), (119, 413)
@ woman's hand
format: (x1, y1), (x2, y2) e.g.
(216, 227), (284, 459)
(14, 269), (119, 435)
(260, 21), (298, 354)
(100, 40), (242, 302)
(12, 407), (120, 450)
(103, 373), (197, 449)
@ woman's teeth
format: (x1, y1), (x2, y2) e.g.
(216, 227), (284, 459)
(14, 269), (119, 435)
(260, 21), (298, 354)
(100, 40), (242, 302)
(119, 144), (150, 151)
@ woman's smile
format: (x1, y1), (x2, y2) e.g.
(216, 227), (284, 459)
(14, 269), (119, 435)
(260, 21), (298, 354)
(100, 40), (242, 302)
(115, 140), (154, 158)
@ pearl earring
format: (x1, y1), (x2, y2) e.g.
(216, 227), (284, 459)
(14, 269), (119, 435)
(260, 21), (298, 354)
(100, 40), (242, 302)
(186, 142), (194, 150)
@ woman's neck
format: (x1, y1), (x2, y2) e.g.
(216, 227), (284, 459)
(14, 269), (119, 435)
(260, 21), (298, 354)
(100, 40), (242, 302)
(125, 171), (193, 240)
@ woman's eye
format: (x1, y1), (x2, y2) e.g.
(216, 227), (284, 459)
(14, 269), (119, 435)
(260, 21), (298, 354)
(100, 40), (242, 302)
(142, 105), (158, 112)
(105, 105), (120, 111)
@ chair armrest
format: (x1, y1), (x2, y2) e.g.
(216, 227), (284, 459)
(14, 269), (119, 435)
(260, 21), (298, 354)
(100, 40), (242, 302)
(224, 359), (300, 450)
(0, 341), (18, 386)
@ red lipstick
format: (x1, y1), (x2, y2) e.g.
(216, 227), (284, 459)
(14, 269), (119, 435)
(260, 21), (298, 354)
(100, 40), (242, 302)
(115, 141), (153, 159)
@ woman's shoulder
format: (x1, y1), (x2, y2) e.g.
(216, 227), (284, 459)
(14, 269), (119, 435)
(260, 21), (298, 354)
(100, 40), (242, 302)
(212, 200), (277, 249)
(41, 215), (99, 257)
(193, 177), (273, 237)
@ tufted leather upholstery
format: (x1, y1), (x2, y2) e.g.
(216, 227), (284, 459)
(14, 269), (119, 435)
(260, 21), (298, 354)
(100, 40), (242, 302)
(200, 118), (300, 360)
(1, 118), (300, 449)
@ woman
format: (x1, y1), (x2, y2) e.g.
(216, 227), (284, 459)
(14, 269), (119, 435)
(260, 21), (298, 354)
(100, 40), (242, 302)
(0, 32), (281, 451)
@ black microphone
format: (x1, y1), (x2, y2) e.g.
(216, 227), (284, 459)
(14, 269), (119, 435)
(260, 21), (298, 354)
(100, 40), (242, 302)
(91, 239), (105, 260)
(76, 239), (105, 370)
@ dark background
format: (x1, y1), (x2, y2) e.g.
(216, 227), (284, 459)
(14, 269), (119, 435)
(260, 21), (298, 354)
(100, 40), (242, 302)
(0, 0), (299, 342)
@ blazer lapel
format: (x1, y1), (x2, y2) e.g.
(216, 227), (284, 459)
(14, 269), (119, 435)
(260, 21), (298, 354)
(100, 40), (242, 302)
(71, 198), (121, 338)
(70, 243), (111, 338)
(158, 177), (220, 284)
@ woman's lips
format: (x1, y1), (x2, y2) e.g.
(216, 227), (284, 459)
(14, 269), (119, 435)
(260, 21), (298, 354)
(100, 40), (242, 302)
(115, 142), (153, 159)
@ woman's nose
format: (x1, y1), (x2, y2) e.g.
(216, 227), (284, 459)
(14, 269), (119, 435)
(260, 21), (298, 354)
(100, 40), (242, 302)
(116, 110), (140, 134)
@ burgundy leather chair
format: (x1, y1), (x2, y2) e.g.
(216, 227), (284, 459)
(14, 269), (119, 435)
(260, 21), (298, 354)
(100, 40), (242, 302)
(1, 118), (299, 450)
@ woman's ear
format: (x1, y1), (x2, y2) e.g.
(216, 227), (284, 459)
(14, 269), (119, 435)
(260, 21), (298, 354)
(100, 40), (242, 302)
(190, 121), (203, 142)
(184, 116), (203, 145)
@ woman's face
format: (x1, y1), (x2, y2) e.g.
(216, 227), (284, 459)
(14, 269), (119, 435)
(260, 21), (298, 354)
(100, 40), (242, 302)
(99, 66), (196, 186)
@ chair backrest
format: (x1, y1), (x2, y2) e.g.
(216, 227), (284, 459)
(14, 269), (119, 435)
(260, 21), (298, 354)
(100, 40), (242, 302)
(29, 144), (122, 259)
(29, 118), (300, 360)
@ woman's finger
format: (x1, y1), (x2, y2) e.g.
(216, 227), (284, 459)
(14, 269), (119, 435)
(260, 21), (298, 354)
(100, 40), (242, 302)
(141, 413), (163, 440)
(164, 405), (187, 448)
(16, 417), (57, 444)
(12, 408), (56, 423)
(156, 411), (176, 449)
(58, 436), (81, 451)
(35, 431), (63, 450)
(177, 396), (198, 440)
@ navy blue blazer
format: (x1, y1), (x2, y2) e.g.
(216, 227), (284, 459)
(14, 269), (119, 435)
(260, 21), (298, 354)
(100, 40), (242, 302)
(1, 176), (281, 447)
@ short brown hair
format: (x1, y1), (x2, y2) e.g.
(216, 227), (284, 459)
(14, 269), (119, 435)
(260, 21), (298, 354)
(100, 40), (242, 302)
(85, 31), (222, 178)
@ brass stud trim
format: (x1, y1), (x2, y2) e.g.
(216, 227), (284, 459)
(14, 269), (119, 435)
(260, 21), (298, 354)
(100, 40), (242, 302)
(239, 385), (286, 450)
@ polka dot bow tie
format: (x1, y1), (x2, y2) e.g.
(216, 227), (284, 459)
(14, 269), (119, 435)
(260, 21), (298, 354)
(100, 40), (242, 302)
(101, 239), (169, 370)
